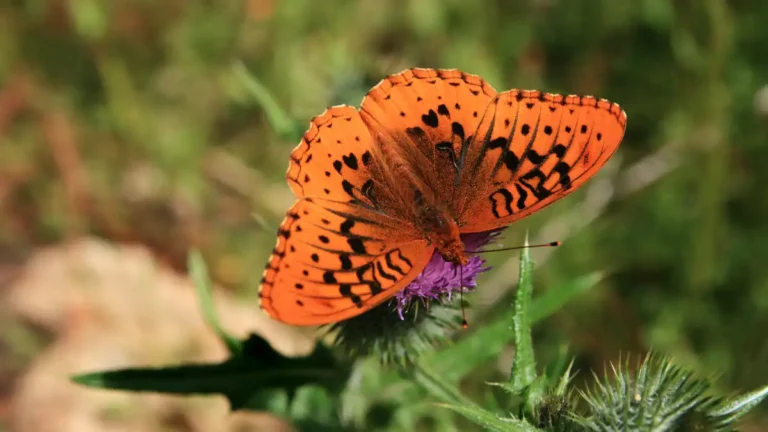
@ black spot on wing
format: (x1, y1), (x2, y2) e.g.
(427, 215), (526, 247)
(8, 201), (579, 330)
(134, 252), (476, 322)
(340, 219), (355, 233)
(342, 153), (358, 170)
(554, 162), (572, 188)
(503, 151), (520, 172)
(525, 149), (546, 164)
(422, 110), (439, 128)
(362, 151), (372, 166)
(323, 271), (336, 283)
(341, 180), (355, 197)
(553, 144), (567, 158)
(451, 122), (465, 140)
(488, 137), (507, 150)
(348, 237), (367, 254)
(339, 254), (352, 270)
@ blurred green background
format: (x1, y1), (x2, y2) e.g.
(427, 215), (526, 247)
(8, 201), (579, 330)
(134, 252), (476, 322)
(1, 0), (768, 430)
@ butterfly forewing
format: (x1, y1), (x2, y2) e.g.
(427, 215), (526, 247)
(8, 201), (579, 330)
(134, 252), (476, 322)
(458, 91), (627, 233)
(287, 106), (377, 205)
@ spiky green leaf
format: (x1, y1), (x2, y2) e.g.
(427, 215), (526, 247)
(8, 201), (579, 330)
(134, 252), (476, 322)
(72, 334), (346, 411)
(438, 403), (541, 432)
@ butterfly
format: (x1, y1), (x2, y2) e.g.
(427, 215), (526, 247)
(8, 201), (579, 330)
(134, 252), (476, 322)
(258, 68), (626, 326)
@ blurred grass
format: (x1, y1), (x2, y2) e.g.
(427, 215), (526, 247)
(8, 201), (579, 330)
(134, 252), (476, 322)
(1, 0), (768, 428)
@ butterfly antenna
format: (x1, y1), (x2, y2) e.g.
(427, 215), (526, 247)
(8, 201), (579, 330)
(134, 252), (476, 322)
(460, 264), (468, 329)
(469, 241), (561, 254)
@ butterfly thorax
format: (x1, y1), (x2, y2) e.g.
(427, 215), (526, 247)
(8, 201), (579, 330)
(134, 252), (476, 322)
(416, 204), (468, 266)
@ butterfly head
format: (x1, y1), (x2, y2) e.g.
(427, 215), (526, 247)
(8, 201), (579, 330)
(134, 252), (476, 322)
(417, 204), (469, 266)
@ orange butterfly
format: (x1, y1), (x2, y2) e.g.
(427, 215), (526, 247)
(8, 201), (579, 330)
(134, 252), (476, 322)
(259, 68), (626, 326)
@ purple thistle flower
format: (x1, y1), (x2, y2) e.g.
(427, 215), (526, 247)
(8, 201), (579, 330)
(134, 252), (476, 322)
(394, 230), (502, 319)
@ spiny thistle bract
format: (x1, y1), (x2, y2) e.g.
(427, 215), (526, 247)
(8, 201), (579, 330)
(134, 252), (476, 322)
(446, 353), (768, 432)
(574, 354), (768, 432)
(328, 231), (500, 366)
(532, 389), (580, 432)
(327, 297), (465, 367)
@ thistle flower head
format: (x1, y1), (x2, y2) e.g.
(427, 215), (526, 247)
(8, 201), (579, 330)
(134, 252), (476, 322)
(394, 231), (500, 318)
(330, 230), (500, 365)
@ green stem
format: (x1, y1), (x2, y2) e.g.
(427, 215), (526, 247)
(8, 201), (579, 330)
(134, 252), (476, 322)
(188, 250), (244, 357)
(232, 62), (302, 142)
(509, 233), (537, 393)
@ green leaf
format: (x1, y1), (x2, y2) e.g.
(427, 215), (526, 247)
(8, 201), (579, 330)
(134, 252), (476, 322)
(426, 273), (602, 382)
(528, 273), (604, 324)
(412, 364), (471, 405)
(414, 355), (542, 431)
(188, 250), (243, 357)
(72, 333), (347, 411)
(232, 62), (303, 142)
(289, 385), (344, 431)
(509, 233), (537, 394)
(438, 403), (541, 432)
(706, 383), (768, 427)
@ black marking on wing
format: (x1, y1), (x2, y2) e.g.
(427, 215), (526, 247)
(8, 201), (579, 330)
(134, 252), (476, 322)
(489, 188), (514, 218)
(342, 153), (359, 170)
(436, 141), (459, 172)
(490, 98), (522, 179)
(348, 237), (367, 254)
(422, 109), (439, 128)
(375, 261), (397, 282)
(385, 252), (406, 275)
(514, 183), (528, 210)
(339, 284), (363, 307)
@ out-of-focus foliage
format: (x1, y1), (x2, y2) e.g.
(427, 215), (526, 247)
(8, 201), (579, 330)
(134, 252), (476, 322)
(72, 240), (767, 432)
(2, 0), (768, 429)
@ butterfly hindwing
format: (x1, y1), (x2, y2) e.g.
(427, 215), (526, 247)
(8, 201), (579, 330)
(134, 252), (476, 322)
(258, 198), (434, 325)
